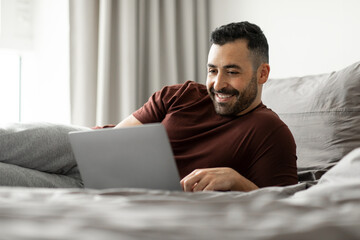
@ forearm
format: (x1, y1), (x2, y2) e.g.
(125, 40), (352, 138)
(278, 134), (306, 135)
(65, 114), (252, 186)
(115, 114), (142, 128)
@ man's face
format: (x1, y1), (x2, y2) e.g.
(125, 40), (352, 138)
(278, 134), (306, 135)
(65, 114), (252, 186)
(206, 39), (259, 116)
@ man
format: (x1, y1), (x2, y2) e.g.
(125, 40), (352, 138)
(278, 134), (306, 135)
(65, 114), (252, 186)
(115, 21), (298, 192)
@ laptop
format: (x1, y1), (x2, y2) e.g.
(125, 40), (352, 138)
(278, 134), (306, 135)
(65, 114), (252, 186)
(68, 123), (182, 191)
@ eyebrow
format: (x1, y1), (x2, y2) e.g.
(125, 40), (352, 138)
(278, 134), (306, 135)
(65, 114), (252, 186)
(224, 64), (242, 70)
(207, 63), (242, 70)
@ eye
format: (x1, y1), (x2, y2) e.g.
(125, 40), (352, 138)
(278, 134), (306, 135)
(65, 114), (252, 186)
(228, 71), (239, 75)
(208, 69), (217, 74)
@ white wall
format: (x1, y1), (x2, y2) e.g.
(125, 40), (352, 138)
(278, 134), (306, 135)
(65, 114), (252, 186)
(209, 0), (360, 78)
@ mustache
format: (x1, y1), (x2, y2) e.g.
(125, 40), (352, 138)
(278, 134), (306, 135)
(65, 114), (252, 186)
(210, 87), (240, 96)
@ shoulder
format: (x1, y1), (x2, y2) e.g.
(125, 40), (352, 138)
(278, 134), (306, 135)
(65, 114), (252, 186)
(241, 103), (292, 137)
(158, 81), (208, 104)
(250, 103), (284, 125)
(160, 81), (207, 95)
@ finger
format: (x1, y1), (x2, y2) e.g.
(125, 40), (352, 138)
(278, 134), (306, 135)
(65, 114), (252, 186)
(192, 176), (211, 192)
(203, 179), (232, 192)
(180, 169), (201, 186)
(181, 172), (203, 192)
(182, 180), (194, 192)
(203, 182), (216, 191)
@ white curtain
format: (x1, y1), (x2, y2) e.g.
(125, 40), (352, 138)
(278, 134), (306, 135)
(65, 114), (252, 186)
(69, 0), (210, 127)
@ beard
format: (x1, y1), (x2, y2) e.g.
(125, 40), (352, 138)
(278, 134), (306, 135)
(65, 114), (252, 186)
(208, 74), (258, 116)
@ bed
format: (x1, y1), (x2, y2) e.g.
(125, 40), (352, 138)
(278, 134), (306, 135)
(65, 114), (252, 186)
(0, 61), (359, 239)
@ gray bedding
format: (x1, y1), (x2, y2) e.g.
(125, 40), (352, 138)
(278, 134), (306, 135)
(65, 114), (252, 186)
(1, 148), (360, 239)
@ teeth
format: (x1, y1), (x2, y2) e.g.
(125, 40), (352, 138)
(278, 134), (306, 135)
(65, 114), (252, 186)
(217, 93), (233, 99)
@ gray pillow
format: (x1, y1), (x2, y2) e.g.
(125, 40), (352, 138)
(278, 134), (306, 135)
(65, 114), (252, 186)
(262, 61), (360, 183)
(317, 147), (360, 185)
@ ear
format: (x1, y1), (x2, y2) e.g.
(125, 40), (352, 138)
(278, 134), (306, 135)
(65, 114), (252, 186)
(257, 63), (270, 84)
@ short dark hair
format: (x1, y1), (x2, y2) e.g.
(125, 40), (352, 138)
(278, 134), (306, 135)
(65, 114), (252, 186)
(210, 21), (269, 69)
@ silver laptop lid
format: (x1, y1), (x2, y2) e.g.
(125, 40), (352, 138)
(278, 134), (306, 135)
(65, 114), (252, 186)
(68, 123), (182, 191)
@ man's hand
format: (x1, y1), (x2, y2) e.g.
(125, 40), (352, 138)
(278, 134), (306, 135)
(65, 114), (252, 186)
(180, 167), (258, 192)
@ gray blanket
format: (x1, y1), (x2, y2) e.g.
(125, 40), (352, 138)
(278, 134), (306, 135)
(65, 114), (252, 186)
(1, 148), (360, 239)
(0, 122), (89, 187)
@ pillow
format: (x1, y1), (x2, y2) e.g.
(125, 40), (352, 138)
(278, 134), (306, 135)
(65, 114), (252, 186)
(262, 61), (360, 183)
(317, 147), (360, 185)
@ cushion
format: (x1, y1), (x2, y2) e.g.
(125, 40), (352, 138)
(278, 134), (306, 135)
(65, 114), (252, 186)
(262, 61), (360, 183)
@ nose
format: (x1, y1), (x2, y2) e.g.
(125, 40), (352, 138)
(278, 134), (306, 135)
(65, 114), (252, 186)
(213, 72), (228, 91)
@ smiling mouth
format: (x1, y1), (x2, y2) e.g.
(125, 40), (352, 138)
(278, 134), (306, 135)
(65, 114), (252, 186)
(215, 93), (235, 103)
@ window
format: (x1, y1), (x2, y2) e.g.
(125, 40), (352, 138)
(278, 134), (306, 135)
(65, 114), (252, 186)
(0, 0), (70, 124)
(0, 52), (21, 122)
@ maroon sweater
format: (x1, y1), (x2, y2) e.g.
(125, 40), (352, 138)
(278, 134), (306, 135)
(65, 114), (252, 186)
(133, 81), (298, 187)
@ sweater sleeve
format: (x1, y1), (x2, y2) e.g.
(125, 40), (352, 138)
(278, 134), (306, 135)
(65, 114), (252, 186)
(132, 82), (188, 123)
